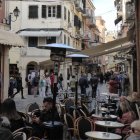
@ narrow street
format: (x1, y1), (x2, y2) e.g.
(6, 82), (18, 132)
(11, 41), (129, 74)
(14, 83), (109, 113)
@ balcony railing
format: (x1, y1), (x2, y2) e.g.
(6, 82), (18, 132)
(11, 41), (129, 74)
(88, 17), (96, 28)
(74, 0), (84, 13)
(82, 8), (93, 18)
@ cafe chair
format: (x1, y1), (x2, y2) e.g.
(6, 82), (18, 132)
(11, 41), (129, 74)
(13, 132), (27, 140)
(64, 113), (75, 140)
(28, 136), (41, 140)
(79, 109), (87, 117)
(75, 116), (93, 140)
(63, 98), (75, 114)
(13, 126), (33, 139)
(81, 103), (90, 117)
(26, 102), (40, 114)
(135, 103), (140, 119)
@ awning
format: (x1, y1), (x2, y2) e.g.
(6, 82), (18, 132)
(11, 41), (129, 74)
(39, 59), (53, 68)
(82, 37), (133, 57)
(0, 29), (24, 47)
(18, 30), (62, 37)
(114, 16), (122, 25)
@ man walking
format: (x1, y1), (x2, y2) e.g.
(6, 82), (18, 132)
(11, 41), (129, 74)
(13, 73), (25, 99)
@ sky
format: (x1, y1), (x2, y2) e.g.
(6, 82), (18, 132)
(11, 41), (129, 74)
(93, 0), (117, 31)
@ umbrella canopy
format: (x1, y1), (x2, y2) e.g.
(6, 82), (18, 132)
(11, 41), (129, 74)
(37, 43), (79, 52)
(66, 53), (89, 58)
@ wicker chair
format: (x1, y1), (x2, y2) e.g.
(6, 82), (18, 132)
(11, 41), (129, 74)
(26, 102), (40, 114)
(12, 126), (33, 139)
(74, 116), (93, 140)
(13, 132), (27, 140)
(64, 113), (75, 140)
(27, 136), (41, 140)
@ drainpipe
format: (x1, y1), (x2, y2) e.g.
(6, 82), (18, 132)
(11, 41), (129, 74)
(135, 0), (140, 93)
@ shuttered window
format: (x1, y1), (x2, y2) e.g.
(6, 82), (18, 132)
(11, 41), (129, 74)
(57, 5), (61, 18)
(29, 5), (38, 19)
(28, 37), (38, 47)
(68, 10), (70, 23)
(64, 7), (66, 20)
(42, 5), (46, 18)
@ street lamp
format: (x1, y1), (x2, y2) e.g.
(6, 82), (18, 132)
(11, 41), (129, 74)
(37, 43), (79, 140)
(8, 6), (20, 29)
(66, 54), (89, 109)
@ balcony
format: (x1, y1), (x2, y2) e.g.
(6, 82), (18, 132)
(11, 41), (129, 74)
(74, 0), (84, 13)
(75, 28), (84, 39)
(82, 8), (93, 18)
(88, 17), (96, 28)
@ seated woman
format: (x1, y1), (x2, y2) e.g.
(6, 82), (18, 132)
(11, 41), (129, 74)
(126, 120), (140, 140)
(117, 92), (140, 119)
(0, 116), (13, 140)
(1, 98), (26, 132)
(116, 99), (136, 135)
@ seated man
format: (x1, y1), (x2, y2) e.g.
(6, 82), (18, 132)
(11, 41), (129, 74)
(126, 120), (140, 140)
(31, 97), (60, 138)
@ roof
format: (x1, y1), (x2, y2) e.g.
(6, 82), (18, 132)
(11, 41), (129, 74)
(0, 29), (24, 47)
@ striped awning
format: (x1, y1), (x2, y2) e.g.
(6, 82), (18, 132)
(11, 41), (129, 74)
(0, 29), (24, 47)
(18, 30), (62, 37)
(82, 37), (133, 57)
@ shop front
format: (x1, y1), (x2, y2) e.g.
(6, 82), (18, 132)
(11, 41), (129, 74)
(0, 29), (24, 102)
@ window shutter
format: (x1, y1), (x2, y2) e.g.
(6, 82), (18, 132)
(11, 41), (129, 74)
(42, 5), (46, 18)
(57, 5), (61, 18)
(74, 15), (79, 27)
(29, 5), (38, 19)
(78, 20), (81, 28)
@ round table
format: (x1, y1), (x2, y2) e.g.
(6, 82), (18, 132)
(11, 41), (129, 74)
(95, 121), (124, 128)
(85, 131), (122, 140)
(100, 92), (119, 98)
(92, 114), (117, 120)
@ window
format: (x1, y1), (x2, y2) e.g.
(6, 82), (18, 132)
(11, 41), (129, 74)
(42, 5), (46, 18)
(57, 5), (61, 18)
(48, 6), (56, 17)
(68, 10), (70, 23)
(28, 37), (38, 47)
(64, 35), (66, 44)
(46, 37), (56, 44)
(29, 5), (38, 19)
(64, 7), (66, 20)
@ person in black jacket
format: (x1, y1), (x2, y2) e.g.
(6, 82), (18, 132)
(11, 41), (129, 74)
(31, 97), (60, 138)
(13, 73), (25, 99)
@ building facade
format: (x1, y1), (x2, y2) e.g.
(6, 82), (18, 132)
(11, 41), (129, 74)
(4, 0), (97, 87)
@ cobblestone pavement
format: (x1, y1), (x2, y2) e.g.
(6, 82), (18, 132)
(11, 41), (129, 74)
(14, 83), (109, 113)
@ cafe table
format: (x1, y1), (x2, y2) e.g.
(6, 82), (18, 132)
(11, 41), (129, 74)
(92, 114), (117, 120)
(95, 120), (124, 132)
(85, 131), (122, 140)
